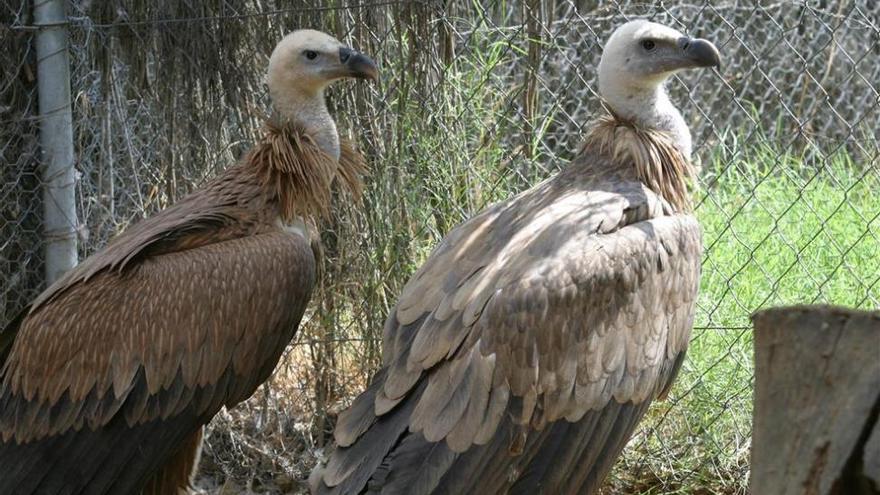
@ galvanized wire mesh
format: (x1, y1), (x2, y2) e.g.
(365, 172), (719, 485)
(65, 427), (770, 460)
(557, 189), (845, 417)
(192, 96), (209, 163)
(2, 0), (878, 493)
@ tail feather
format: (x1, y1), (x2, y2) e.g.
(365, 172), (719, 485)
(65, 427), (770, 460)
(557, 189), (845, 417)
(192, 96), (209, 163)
(142, 427), (204, 495)
(367, 432), (458, 495)
(318, 351), (688, 495)
(316, 380), (426, 494)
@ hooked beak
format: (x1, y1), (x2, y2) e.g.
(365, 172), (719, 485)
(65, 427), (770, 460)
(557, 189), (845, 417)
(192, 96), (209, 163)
(338, 47), (379, 82)
(677, 36), (721, 69)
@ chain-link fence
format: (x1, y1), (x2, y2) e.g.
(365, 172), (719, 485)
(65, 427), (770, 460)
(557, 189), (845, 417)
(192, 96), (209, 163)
(2, 0), (878, 493)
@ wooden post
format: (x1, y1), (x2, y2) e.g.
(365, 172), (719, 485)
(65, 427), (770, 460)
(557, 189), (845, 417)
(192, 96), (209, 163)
(34, 0), (78, 283)
(751, 305), (880, 494)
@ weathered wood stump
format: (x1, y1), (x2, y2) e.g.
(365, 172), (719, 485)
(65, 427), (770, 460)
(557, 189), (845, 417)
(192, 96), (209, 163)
(751, 305), (880, 494)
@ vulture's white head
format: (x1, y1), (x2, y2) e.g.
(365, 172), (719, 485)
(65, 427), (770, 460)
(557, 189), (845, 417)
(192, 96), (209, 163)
(267, 30), (378, 158)
(598, 20), (720, 158)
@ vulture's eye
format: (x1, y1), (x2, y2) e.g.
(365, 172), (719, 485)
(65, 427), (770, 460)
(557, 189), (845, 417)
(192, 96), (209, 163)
(641, 39), (656, 51)
(304, 50), (318, 60)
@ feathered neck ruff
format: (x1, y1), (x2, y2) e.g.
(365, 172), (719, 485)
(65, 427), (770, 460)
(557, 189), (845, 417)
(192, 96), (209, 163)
(246, 119), (367, 222)
(582, 106), (695, 212)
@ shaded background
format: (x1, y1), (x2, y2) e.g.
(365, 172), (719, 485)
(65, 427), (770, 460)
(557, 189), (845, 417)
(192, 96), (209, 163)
(2, 0), (878, 493)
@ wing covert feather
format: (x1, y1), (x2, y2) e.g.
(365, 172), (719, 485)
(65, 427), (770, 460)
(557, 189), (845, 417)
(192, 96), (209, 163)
(0, 232), (315, 444)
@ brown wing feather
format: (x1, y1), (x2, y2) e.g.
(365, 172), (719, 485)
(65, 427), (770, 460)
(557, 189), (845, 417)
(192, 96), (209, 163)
(316, 144), (701, 494)
(1, 231), (314, 444)
(25, 123), (364, 315)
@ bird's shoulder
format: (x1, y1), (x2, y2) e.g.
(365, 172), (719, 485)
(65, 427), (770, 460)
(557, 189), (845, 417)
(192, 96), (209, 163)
(27, 165), (290, 312)
(394, 165), (684, 329)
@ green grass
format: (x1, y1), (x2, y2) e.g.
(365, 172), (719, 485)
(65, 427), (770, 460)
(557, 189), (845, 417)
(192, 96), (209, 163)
(605, 140), (879, 494)
(698, 144), (878, 326)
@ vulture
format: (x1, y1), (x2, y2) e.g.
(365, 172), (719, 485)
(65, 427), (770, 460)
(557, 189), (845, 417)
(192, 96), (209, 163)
(0, 30), (377, 495)
(311, 20), (719, 495)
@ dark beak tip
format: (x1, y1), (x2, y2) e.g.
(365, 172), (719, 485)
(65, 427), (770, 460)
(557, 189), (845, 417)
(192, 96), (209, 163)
(364, 59), (380, 81)
(346, 51), (380, 83)
(359, 62), (380, 83)
(688, 38), (721, 69)
(707, 51), (721, 69)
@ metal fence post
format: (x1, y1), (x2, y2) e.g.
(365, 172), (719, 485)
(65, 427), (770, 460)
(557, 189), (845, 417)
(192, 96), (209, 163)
(34, 0), (77, 283)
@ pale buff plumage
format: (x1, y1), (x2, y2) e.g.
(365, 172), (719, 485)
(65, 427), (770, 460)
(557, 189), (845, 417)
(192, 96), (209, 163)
(583, 106), (695, 212)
